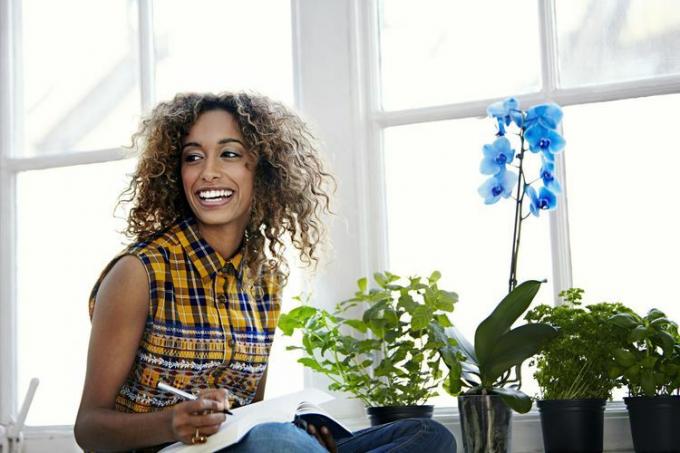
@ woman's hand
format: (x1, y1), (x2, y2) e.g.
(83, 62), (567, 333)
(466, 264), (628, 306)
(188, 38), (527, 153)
(170, 389), (230, 445)
(306, 423), (337, 453)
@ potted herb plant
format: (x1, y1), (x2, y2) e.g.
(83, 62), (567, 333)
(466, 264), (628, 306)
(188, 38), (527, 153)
(608, 308), (680, 453)
(278, 271), (463, 426)
(436, 279), (558, 453)
(525, 288), (632, 453)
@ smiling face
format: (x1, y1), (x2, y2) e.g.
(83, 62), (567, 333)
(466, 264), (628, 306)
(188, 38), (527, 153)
(181, 109), (256, 240)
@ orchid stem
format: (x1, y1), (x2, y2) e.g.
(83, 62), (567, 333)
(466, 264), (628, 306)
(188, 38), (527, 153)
(508, 119), (527, 293)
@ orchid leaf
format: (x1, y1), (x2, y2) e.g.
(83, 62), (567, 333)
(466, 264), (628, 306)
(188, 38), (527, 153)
(485, 323), (558, 383)
(446, 326), (477, 364)
(492, 386), (532, 414)
(475, 280), (542, 367)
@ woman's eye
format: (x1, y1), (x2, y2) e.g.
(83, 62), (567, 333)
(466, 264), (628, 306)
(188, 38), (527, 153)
(221, 150), (240, 158)
(183, 154), (202, 163)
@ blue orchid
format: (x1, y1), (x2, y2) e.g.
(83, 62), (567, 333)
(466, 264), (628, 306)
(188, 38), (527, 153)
(524, 103), (563, 130)
(478, 170), (518, 205)
(539, 161), (561, 193)
(525, 185), (557, 217)
(487, 97), (523, 135)
(480, 137), (515, 175)
(479, 96), (566, 294)
(524, 124), (566, 156)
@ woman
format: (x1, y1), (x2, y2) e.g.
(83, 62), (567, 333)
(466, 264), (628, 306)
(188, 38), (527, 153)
(75, 92), (455, 452)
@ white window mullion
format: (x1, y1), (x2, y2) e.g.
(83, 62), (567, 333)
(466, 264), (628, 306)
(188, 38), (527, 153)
(352, 0), (388, 274)
(137, 0), (155, 113)
(6, 148), (129, 173)
(0, 0), (19, 424)
(538, 0), (573, 300)
(538, 0), (559, 95)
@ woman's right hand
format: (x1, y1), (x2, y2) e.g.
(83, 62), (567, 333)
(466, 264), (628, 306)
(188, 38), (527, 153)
(170, 397), (228, 444)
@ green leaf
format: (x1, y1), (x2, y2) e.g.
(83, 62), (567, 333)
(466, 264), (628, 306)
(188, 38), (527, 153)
(366, 318), (387, 339)
(434, 314), (453, 328)
(374, 357), (394, 377)
(277, 305), (318, 335)
(357, 277), (368, 294)
(475, 280), (542, 367)
(492, 386), (532, 413)
(650, 317), (674, 327)
(654, 332), (676, 356)
(609, 313), (640, 329)
(344, 319), (367, 333)
(412, 305), (433, 331)
(374, 272), (387, 288)
(646, 308), (667, 322)
(641, 371), (657, 396)
(446, 326), (478, 364)
(428, 270), (442, 283)
(398, 292), (418, 314)
(485, 323), (558, 383)
(435, 291), (456, 312)
(629, 325), (648, 342)
(613, 349), (636, 368)
(298, 357), (325, 373)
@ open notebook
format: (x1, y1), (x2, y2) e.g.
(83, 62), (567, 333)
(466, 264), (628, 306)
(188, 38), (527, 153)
(159, 389), (353, 452)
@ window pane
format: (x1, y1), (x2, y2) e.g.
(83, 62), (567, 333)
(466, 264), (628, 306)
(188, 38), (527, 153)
(17, 160), (135, 426)
(384, 119), (554, 403)
(153, 0), (294, 105)
(264, 266), (305, 400)
(556, 0), (680, 87)
(378, 0), (541, 111)
(564, 94), (680, 323)
(21, 0), (140, 156)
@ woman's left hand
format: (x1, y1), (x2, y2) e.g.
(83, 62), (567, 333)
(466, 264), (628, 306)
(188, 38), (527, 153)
(306, 423), (337, 453)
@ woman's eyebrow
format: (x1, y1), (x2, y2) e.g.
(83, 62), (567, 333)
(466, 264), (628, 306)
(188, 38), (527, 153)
(181, 138), (245, 151)
(217, 138), (246, 147)
(181, 141), (201, 151)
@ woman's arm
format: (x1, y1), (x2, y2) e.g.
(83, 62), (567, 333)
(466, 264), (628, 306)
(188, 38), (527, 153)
(74, 256), (227, 451)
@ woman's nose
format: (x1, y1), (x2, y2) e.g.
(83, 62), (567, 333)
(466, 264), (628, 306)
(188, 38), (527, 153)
(200, 157), (220, 181)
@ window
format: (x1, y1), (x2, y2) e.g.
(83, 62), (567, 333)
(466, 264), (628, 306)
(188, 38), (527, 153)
(360, 0), (680, 407)
(1, 0), (296, 428)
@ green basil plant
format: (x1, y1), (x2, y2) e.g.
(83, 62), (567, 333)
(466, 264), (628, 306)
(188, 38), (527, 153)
(277, 271), (464, 407)
(609, 308), (680, 396)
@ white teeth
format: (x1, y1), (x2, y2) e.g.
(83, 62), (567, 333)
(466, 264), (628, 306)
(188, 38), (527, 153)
(198, 189), (234, 200)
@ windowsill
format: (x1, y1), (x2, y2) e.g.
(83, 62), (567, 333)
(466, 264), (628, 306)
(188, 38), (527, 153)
(19, 403), (635, 453)
(335, 402), (634, 453)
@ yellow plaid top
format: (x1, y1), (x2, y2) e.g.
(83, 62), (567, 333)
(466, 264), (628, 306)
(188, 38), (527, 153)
(89, 218), (282, 413)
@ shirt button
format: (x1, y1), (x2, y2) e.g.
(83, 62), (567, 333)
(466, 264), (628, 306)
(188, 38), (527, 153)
(217, 295), (227, 303)
(228, 339), (235, 347)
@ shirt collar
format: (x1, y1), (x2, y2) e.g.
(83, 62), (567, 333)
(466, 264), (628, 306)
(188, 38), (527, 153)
(174, 218), (244, 281)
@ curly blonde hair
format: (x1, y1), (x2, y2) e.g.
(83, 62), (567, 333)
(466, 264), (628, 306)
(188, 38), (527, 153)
(120, 92), (334, 283)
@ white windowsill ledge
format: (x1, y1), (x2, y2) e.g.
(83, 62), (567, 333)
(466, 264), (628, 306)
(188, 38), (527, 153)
(19, 404), (635, 453)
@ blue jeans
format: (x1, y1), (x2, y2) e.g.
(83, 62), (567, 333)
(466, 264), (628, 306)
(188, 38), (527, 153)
(223, 418), (456, 453)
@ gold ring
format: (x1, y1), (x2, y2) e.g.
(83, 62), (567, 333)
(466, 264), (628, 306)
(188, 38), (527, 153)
(191, 428), (207, 444)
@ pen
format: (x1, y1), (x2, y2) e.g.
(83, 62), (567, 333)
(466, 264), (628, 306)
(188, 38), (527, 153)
(158, 381), (233, 415)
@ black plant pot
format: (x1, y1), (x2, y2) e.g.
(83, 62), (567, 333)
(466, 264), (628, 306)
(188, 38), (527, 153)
(537, 398), (606, 453)
(624, 395), (680, 453)
(366, 405), (434, 426)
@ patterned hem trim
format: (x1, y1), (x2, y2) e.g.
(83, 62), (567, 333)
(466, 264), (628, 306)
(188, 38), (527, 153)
(120, 386), (178, 407)
(229, 362), (267, 373)
(137, 352), (222, 370)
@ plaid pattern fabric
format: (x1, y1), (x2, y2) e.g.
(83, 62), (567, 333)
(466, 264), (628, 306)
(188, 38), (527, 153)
(89, 218), (281, 414)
